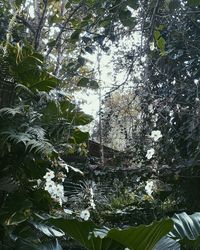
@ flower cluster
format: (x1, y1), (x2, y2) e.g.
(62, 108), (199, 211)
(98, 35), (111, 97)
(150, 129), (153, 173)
(43, 170), (66, 206)
(146, 130), (162, 160)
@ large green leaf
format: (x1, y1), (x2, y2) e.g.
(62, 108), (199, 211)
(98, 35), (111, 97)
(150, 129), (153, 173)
(154, 236), (180, 250)
(31, 221), (64, 238)
(70, 128), (90, 144)
(15, 239), (62, 250)
(49, 218), (173, 250)
(107, 219), (173, 250)
(73, 111), (93, 126)
(119, 9), (136, 27)
(155, 212), (200, 250)
(49, 218), (123, 250)
(30, 79), (58, 92)
(170, 212), (200, 249)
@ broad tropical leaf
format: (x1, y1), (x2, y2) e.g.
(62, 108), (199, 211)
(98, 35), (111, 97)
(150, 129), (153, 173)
(170, 212), (200, 249)
(49, 218), (173, 250)
(154, 236), (180, 250)
(49, 218), (123, 250)
(107, 219), (173, 250)
(155, 212), (200, 250)
(15, 239), (62, 250)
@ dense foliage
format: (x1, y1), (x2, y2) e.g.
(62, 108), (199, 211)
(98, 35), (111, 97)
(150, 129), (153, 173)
(1, 0), (200, 249)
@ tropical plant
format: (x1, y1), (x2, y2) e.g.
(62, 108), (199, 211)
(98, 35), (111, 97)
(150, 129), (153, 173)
(0, 42), (93, 248)
(18, 212), (199, 250)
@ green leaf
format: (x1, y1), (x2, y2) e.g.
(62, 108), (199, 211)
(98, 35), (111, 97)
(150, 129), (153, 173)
(5, 212), (27, 226)
(30, 79), (57, 92)
(154, 236), (180, 250)
(78, 56), (85, 66)
(77, 77), (90, 87)
(2, 191), (32, 215)
(31, 222), (64, 238)
(70, 128), (89, 144)
(119, 9), (135, 27)
(154, 30), (161, 40)
(16, 56), (43, 73)
(155, 212), (200, 249)
(15, 239), (62, 250)
(170, 212), (200, 249)
(85, 46), (93, 54)
(14, 55), (44, 86)
(86, 0), (95, 7)
(42, 101), (59, 121)
(73, 111), (93, 125)
(15, 0), (24, 7)
(157, 37), (166, 51)
(188, 0), (200, 6)
(107, 219), (173, 250)
(49, 218), (173, 250)
(154, 30), (166, 52)
(127, 0), (139, 9)
(77, 77), (99, 89)
(30, 189), (52, 211)
(89, 80), (99, 89)
(70, 29), (81, 42)
(168, 0), (181, 10)
(49, 219), (123, 250)
(49, 14), (61, 25)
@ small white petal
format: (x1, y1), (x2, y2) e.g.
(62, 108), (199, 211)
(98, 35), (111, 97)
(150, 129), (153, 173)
(43, 171), (55, 180)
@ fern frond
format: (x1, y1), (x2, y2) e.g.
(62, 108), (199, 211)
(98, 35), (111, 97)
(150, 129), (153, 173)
(0, 128), (54, 156)
(26, 126), (46, 140)
(1, 129), (31, 144)
(25, 139), (54, 155)
(0, 106), (22, 117)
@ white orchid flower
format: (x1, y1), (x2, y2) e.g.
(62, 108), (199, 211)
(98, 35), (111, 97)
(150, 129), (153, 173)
(146, 148), (155, 159)
(150, 130), (162, 142)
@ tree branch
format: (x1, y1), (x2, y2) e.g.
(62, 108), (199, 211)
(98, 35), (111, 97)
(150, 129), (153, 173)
(45, 2), (83, 58)
(16, 15), (35, 35)
(34, 0), (48, 50)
